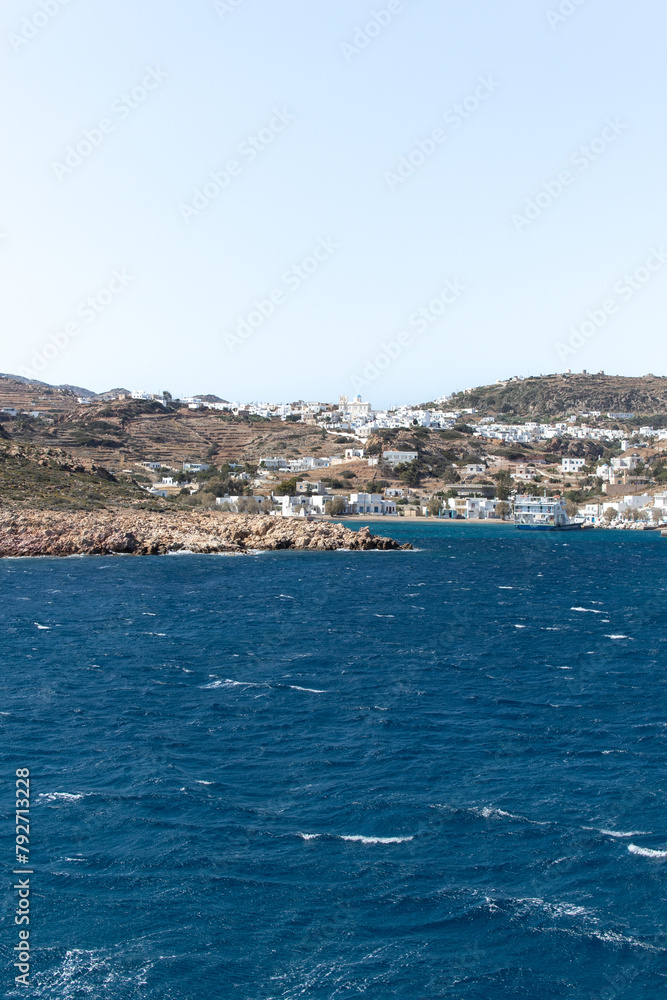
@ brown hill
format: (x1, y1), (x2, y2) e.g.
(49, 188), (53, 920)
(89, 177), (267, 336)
(446, 373), (667, 418)
(1, 394), (336, 472)
(0, 376), (80, 413)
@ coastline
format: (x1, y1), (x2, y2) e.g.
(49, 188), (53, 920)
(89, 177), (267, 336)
(326, 515), (508, 527)
(0, 508), (411, 557)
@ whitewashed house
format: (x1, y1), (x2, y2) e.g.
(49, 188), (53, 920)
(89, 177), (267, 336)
(561, 458), (587, 474)
(511, 466), (537, 482)
(348, 493), (397, 515)
(611, 454), (641, 472)
(215, 495), (269, 511)
(580, 503), (604, 524)
(464, 498), (500, 519)
(260, 457), (289, 471)
(382, 451), (418, 465)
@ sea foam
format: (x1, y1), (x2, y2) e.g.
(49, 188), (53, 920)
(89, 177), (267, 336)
(628, 844), (667, 858)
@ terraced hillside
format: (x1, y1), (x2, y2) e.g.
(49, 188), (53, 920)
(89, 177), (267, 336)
(0, 376), (80, 414)
(2, 397), (341, 471)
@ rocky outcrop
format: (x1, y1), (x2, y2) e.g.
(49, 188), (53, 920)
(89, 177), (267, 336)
(0, 509), (411, 557)
(448, 373), (667, 419)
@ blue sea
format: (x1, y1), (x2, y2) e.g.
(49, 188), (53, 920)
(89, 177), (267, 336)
(1, 521), (666, 998)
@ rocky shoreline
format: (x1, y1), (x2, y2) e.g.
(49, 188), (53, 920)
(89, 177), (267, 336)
(0, 508), (412, 557)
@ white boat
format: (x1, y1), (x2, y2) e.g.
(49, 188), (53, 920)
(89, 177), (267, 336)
(513, 494), (582, 531)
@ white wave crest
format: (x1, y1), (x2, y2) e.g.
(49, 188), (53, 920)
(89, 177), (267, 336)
(590, 929), (660, 950)
(628, 844), (667, 858)
(339, 835), (413, 844)
(288, 685), (326, 693)
(297, 832), (413, 844)
(515, 897), (592, 919)
(571, 607), (604, 613)
(201, 678), (260, 689)
(597, 829), (649, 838)
(37, 792), (85, 803)
(471, 806), (549, 826)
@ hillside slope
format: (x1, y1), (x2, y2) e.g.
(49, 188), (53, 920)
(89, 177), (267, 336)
(446, 373), (667, 418)
(0, 445), (164, 511)
(0, 396), (339, 472)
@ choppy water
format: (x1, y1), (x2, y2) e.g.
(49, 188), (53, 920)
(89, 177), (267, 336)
(1, 521), (666, 998)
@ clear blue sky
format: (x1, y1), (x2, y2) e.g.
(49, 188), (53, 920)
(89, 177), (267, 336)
(2, 0), (666, 405)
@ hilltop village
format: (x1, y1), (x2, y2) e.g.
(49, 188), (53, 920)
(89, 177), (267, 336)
(2, 372), (667, 528)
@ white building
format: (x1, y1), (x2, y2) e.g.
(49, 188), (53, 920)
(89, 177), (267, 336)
(260, 457), (289, 471)
(274, 494), (340, 516)
(287, 456), (331, 472)
(215, 495), (269, 511)
(611, 455), (641, 472)
(464, 498), (500, 519)
(183, 462), (210, 473)
(342, 395), (373, 421)
(296, 481), (329, 495)
(580, 503), (604, 524)
(348, 493), (397, 515)
(617, 494), (651, 512)
(382, 450), (418, 466)
(511, 466), (537, 482)
(561, 458), (587, 474)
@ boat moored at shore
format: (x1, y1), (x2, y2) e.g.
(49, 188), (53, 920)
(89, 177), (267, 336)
(514, 494), (583, 531)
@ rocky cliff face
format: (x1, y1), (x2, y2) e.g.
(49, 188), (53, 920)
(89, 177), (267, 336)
(0, 509), (411, 557)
